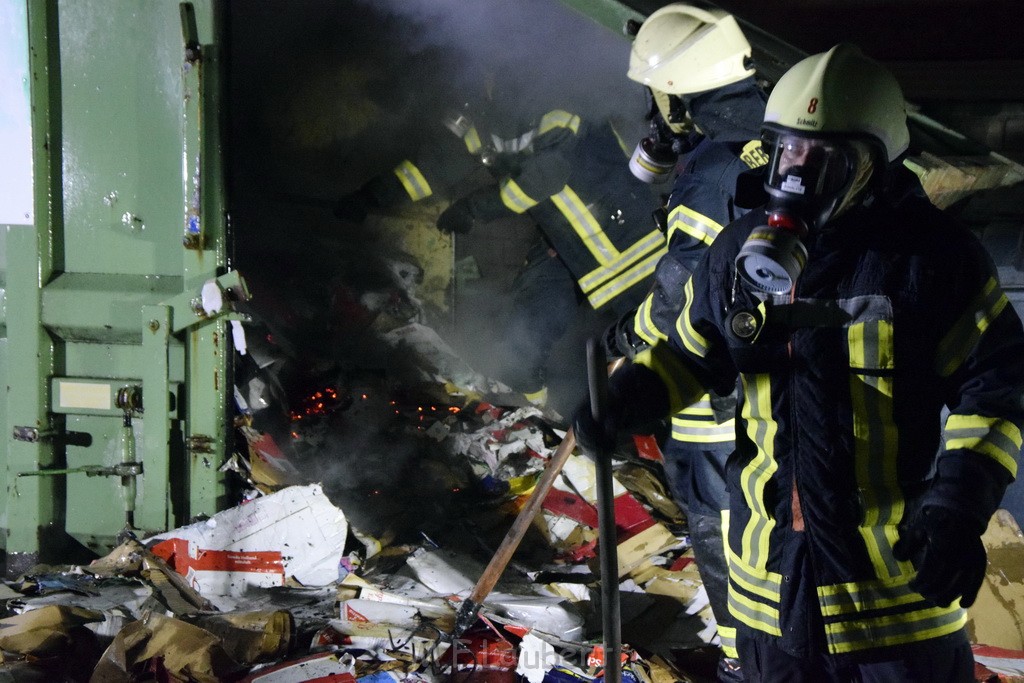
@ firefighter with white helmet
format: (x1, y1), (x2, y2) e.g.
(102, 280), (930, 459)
(603, 7), (767, 679)
(579, 43), (1024, 681)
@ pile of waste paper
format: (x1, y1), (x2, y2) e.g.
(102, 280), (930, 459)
(2, 391), (1023, 682)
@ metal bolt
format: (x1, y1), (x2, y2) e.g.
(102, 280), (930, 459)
(148, 320), (160, 333)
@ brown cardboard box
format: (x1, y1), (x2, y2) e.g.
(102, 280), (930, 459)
(966, 510), (1024, 650)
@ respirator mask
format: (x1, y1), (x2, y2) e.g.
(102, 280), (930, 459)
(735, 130), (871, 294)
(629, 90), (696, 184)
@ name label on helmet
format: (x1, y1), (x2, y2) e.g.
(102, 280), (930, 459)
(796, 117), (819, 128)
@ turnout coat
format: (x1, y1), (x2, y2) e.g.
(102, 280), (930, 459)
(621, 176), (1024, 659)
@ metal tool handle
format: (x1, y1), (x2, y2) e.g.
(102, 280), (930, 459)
(587, 337), (622, 683)
(452, 354), (625, 640)
(453, 428), (579, 637)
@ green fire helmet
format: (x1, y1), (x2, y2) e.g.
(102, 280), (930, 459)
(627, 4), (754, 95)
(763, 43), (910, 162)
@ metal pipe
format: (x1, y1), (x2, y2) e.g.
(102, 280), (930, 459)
(587, 337), (621, 683)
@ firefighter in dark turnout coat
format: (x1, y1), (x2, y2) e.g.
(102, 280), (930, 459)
(575, 44), (1024, 682)
(602, 6), (766, 677)
(337, 79), (664, 402)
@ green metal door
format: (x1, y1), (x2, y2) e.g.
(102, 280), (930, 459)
(2, 0), (240, 576)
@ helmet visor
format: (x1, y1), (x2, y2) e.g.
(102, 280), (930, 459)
(764, 133), (857, 202)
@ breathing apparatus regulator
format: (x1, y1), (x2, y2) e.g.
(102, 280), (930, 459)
(625, 3), (755, 184)
(733, 43), (911, 296)
(735, 131), (875, 294)
(628, 92), (694, 184)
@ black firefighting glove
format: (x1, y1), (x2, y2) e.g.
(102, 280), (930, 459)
(436, 197), (476, 235)
(601, 311), (649, 362)
(892, 505), (987, 608)
(334, 175), (405, 224)
(571, 393), (622, 459)
(333, 185), (376, 224)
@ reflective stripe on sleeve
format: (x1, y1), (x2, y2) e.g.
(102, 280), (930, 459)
(667, 203), (723, 248)
(538, 109), (581, 136)
(936, 277), (1008, 377)
(632, 292), (666, 347)
(499, 178), (539, 213)
(675, 277), (710, 358)
(393, 160), (432, 201)
(671, 399), (735, 443)
(463, 127), (482, 154)
(944, 413), (1021, 477)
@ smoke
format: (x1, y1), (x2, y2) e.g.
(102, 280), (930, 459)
(354, 0), (646, 122)
(228, 0), (654, 534)
(229, 0), (648, 196)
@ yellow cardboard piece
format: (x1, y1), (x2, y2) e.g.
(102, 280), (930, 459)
(89, 612), (241, 683)
(184, 610), (294, 665)
(616, 524), (679, 577)
(966, 509), (1024, 650)
(0, 605), (104, 656)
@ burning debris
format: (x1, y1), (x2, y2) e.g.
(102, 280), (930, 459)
(2, 402), (1024, 680)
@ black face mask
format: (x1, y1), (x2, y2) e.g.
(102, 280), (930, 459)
(735, 130), (865, 294)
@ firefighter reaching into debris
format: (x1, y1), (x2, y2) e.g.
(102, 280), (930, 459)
(334, 71), (665, 408)
(599, 6), (768, 681)
(574, 43), (1024, 682)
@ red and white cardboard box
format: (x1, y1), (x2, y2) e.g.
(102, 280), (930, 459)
(148, 484), (348, 602)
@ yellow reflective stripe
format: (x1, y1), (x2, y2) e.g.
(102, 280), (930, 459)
(823, 603), (966, 654)
(667, 204), (723, 248)
(718, 626), (738, 658)
(720, 509), (753, 651)
(729, 589), (782, 635)
(675, 277), (710, 358)
(634, 343), (707, 415)
(392, 160), (432, 201)
(580, 230), (664, 293)
(848, 319), (895, 370)
(632, 292), (666, 346)
(538, 109), (581, 136)
(723, 508), (781, 637)
(817, 574), (921, 616)
(936, 277), (1008, 377)
(738, 374), (778, 570)
(671, 407), (735, 443)
(944, 414), (1021, 477)
(463, 126), (482, 154)
(848, 320), (904, 579)
(499, 178), (539, 213)
(553, 186), (618, 266)
(671, 425), (735, 443)
(584, 244), (665, 310)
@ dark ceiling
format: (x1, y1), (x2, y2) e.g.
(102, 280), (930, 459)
(575, 0), (1024, 160)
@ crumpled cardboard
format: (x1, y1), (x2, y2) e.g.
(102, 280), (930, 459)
(84, 536), (215, 614)
(146, 484), (348, 607)
(0, 604), (104, 657)
(183, 610), (294, 665)
(967, 509), (1024, 650)
(89, 611), (243, 683)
